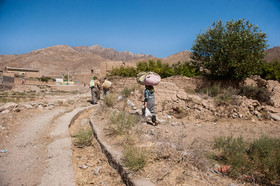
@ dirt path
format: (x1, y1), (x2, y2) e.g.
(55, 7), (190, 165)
(0, 108), (66, 185)
(0, 103), (97, 186)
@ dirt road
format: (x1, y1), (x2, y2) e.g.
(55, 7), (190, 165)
(0, 102), (94, 186)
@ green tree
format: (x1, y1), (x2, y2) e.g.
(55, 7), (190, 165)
(261, 59), (280, 81)
(192, 19), (268, 80)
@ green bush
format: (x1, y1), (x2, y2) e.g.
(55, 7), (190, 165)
(123, 145), (149, 171)
(104, 94), (117, 107)
(239, 85), (272, 104)
(249, 136), (280, 181)
(261, 59), (280, 81)
(213, 135), (280, 184)
(109, 111), (139, 135)
(215, 86), (238, 105)
(73, 127), (93, 147)
(121, 87), (133, 97)
(37, 76), (55, 82)
(199, 84), (222, 97)
(109, 60), (201, 78)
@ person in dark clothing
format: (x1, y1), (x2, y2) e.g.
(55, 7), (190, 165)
(143, 85), (158, 126)
(90, 76), (101, 104)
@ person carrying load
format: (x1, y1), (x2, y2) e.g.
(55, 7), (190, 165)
(102, 77), (112, 96)
(137, 72), (161, 126)
(90, 76), (101, 104)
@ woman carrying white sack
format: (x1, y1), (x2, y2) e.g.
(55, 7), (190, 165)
(143, 85), (158, 126)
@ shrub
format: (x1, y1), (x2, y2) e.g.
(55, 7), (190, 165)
(121, 87), (133, 97)
(249, 136), (280, 181)
(104, 94), (117, 107)
(199, 84), (222, 97)
(123, 145), (149, 171)
(261, 59), (280, 81)
(215, 86), (238, 105)
(239, 85), (272, 104)
(109, 60), (201, 79)
(109, 111), (139, 135)
(213, 136), (252, 177)
(73, 127), (93, 147)
(212, 135), (280, 184)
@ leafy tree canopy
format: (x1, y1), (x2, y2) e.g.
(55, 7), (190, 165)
(192, 19), (268, 80)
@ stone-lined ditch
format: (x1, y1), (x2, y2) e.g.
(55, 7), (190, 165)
(69, 107), (125, 186)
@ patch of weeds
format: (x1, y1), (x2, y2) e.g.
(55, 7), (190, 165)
(212, 135), (280, 184)
(104, 94), (117, 107)
(73, 127), (93, 147)
(198, 84), (222, 97)
(215, 86), (238, 105)
(121, 87), (133, 97)
(239, 85), (272, 105)
(248, 136), (280, 182)
(109, 111), (139, 135)
(123, 145), (149, 171)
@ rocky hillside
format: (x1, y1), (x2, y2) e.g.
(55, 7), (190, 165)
(265, 46), (280, 62)
(73, 44), (153, 61)
(0, 44), (279, 77)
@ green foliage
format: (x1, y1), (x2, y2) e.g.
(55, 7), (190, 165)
(109, 60), (201, 78)
(192, 19), (268, 80)
(73, 127), (93, 147)
(109, 111), (139, 135)
(123, 145), (149, 171)
(239, 85), (272, 104)
(121, 87), (133, 97)
(214, 136), (251, 177)
(104, 94), (117, 107)
(261, 59), (280, 81)
(213, 136), (280, 184)
(215, 87), (238, 105)
(199, 84), (222, 97)
(37, 76), (55, 82)
(248, 136), (280, 181)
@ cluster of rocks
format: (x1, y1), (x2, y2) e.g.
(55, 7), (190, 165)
(0, 101), (56, 114)
(0, 93), (90, 114)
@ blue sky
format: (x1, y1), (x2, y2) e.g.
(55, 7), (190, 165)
(0, 0), (279, 58)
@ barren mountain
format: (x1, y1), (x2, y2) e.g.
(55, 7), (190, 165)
(0, 45), (115, 76)
(1, 44), (279, 77)
(73, 44), (153, 61)
(265, 46), (280, 62)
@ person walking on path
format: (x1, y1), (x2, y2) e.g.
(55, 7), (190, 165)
(143, 85), (158, 126)
(90, 76), (101, 104)
(102, 77), (112, 96)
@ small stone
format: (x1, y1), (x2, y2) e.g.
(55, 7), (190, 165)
(165, 130), (169, 133)
(94, 166), (102, 175)
(118, 96), (123, 101)
(126, 99), (135, 107)
(37, 105), (43, 109)
(1, 110), (10, 114)
(79, 164), (88, 169)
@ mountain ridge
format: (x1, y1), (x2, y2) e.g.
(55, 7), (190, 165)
(0, 44), (279, 77)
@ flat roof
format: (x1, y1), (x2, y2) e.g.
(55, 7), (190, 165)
(5, 66), (39, 72)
